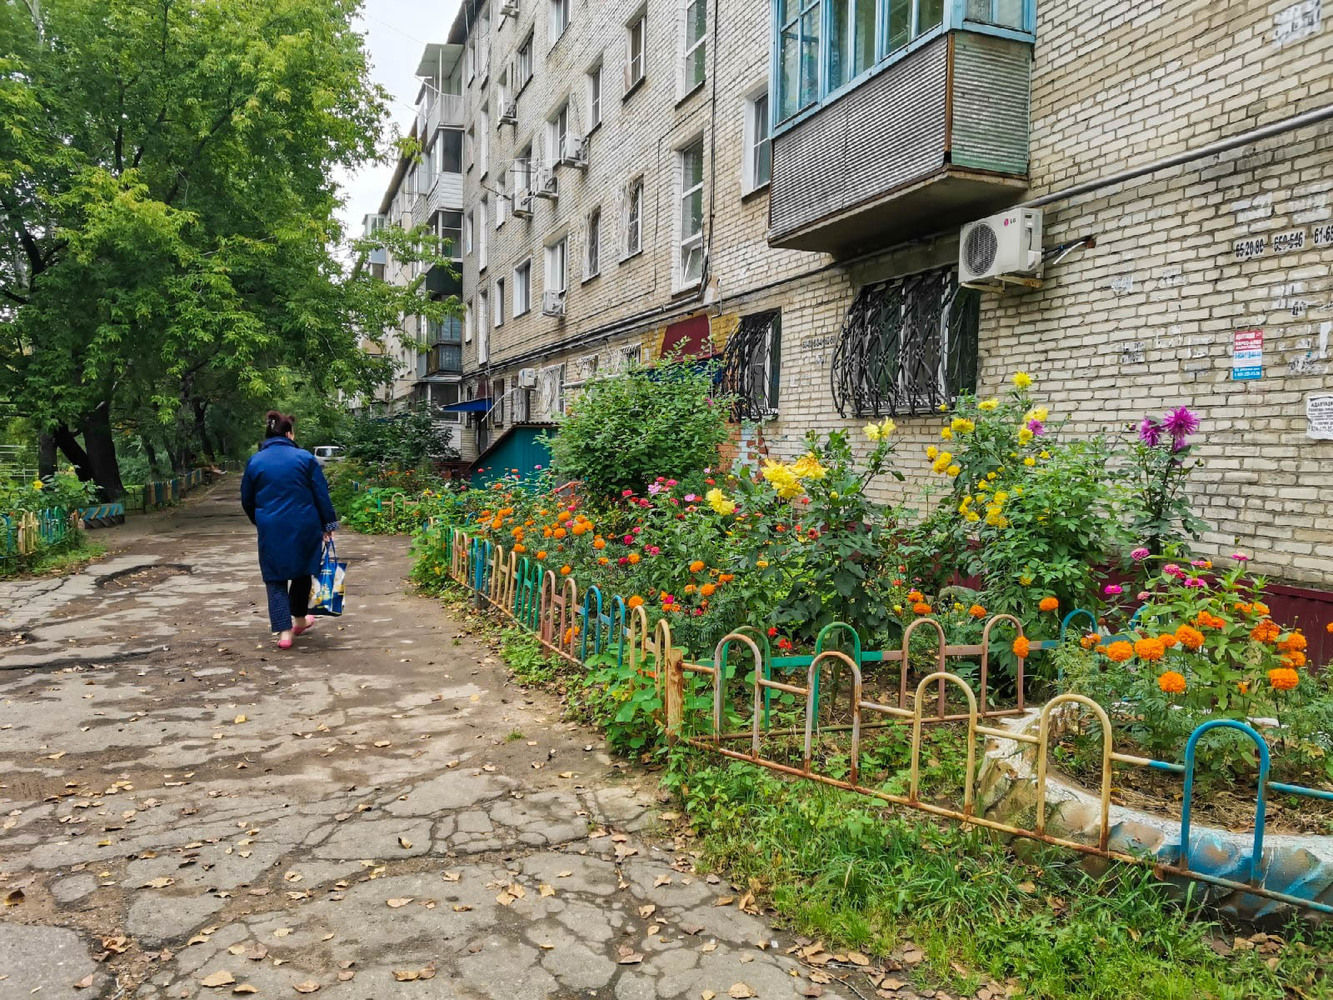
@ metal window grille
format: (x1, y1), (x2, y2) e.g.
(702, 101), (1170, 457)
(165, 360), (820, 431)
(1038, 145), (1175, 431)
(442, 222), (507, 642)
(830, 268), (979, 418)
(721, 310), (781, 420)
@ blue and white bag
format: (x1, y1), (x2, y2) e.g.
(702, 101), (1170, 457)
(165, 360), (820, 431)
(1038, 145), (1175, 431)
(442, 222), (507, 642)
(310, 541), (347, 617)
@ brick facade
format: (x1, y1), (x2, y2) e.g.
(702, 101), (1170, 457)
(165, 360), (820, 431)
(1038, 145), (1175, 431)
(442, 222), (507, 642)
(394, 0), (1333, 587)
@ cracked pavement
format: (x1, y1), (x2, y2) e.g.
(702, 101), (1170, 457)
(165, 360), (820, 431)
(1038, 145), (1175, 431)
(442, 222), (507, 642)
(0, 486), (855, 1000)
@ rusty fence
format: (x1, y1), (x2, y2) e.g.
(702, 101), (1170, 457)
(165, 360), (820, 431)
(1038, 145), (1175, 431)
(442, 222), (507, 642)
(433, 525), (1333, 918)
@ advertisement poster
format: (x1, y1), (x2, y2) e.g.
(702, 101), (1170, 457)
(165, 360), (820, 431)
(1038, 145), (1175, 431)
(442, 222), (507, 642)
(1233, 328), (1263, 380)
(1307, 395), (1333, 440)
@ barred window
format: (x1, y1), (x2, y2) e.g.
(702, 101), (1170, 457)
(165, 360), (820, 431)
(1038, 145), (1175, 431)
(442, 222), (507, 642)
(721, 310), (781, 420)
(830, 268), (979, 418)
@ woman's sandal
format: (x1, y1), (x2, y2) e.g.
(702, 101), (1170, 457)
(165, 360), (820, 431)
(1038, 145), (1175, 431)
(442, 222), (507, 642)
(292, 615), (316, 636)
(277, 636), (293, 650)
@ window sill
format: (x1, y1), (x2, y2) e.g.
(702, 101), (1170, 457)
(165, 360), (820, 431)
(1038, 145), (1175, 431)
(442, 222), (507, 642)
(581, 269), (600, 284)
(671, 279), (702, 298)
(675, 79), (705, 108)
(586, 120), (602, 138)
(618, 247), (644, 264)
(515, 308), (531, 318)
(622, 75), (646, 101)
(741, 181), (771, 203)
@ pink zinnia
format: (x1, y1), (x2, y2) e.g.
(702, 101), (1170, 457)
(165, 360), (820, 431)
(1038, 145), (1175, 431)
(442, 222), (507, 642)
(1105, 584), (1123, 595)
(1163, 563), (1183, 578)
(1184, 576), (1205, 588)
(617, 556), (628, 566)
(1137, 591), (1152, 602)
(622, 535), (633, 545)
(1130, 547), (1150, 561)
(1191, 559), (1208, 569)
(666, 479), (677, 487)
(622, 489), (634, 497)
(1231, 552), (1250, 562)
(684, 494), (699, 502)
(632, 526), (642, 534)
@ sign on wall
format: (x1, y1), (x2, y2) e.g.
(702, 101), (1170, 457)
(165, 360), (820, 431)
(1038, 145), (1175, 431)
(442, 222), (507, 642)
(1307, 394), (1333, 439)
(1233, 328), (1264, 380)
(1274, 0), (1322, 46)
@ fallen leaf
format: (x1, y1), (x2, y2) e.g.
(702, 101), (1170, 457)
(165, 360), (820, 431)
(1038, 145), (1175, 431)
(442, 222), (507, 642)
(386, 898), (414, 908)
(702, 993), (716, 1000)
(557, 870), (572, 878)
(227, 945), (246, 956)
(453, 904), (472, 912)
(337, 971), (354, 982)
(245, 944), (267, 961)
(374, 741), (391, 748)
(234, 715), (247, 724)
(539, 884), (555, 897)
(3, 889), (23, 906)
(73, 974), (95, 990)
(701, 940), (718, 953)
(797, 984), (824, 998)
(199, 970), (236, 988)
(618, 952), (644, 965)
(847, 951), (870, 966)
(654, 874), (673, 887)
(284, 871), (303, 883)
(293, 981), (320, 993)
(273, 928), (293, 938)
(394, 970), (419, 982)
(141, 877), (174, 889)
(232, 987), (259, 995)
(418, 963), (437, 980)
(728, 984), (756, 999)
(398, 836), (413, 849)
(442, 871), (461, 882)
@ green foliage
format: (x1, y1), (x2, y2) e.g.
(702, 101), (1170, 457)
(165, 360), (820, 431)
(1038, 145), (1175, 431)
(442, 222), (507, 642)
(1120, 433), (1210, 560)
(342, 408), (459, 468)
(548, 359), (733, 498)
(0, 470), (98, 512)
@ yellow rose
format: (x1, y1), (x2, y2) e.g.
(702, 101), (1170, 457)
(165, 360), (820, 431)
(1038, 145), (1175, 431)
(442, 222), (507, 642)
(878, 418), (896, 437)
(864, 422), (882, 442)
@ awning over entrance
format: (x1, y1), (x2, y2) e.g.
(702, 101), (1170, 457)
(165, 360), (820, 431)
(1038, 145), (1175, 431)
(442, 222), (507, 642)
(439, 397), (492, 413)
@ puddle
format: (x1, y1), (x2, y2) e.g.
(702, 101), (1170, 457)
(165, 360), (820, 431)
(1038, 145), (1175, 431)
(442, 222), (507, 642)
(96, 565), (191, 590)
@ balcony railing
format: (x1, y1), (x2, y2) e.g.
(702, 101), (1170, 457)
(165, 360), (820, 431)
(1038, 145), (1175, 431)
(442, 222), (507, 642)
(418, 93), (465, 137)
(427, 343), (463, 375)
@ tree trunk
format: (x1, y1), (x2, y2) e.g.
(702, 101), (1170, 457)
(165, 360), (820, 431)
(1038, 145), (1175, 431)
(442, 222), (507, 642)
(53, 423), (95, 484)
(165, 441), (181, 475)
(141, 436), (163, 477)
(37, 432), (57, 479)
(192, 399), (216, 462)
(81, 405), (124, 501)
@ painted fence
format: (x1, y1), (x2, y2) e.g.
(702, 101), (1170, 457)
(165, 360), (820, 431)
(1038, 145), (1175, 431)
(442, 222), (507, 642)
(431, 524), (1333, 919)
(124, 468), (212, 513)
(0, 507), (82, 572)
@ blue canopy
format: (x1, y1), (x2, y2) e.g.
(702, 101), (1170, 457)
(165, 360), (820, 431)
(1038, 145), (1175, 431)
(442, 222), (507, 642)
(439, 397), (492, 413)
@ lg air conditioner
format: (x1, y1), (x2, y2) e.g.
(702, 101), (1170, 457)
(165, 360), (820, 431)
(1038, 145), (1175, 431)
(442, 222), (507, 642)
(512, 190), (534, 218)
(958, 209), (1043, 285)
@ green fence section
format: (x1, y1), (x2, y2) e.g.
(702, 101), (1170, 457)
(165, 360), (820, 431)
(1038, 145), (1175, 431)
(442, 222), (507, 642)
(0, 506), (80, 574)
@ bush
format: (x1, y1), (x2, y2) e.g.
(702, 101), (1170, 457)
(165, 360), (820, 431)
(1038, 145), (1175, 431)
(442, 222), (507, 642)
(548, 358), (732, 499)
(342, 407), (458, 468)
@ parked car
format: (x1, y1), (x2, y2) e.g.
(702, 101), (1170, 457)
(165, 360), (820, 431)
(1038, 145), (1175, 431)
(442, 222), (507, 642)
(312, 445), (344, 467)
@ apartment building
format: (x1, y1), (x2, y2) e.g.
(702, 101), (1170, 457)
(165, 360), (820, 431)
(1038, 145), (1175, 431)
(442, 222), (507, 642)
(388, 0), (1333, 593)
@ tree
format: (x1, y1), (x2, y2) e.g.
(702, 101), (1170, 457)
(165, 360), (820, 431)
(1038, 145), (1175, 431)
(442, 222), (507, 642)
(0, 0), (456, 497)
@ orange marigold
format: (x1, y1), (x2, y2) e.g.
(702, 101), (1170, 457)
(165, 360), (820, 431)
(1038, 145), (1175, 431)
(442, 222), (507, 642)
(553, 527), (567, 540)
(969, 604), (987, 619)
(627, 553), (641, 565)
(557, 510), (572, 523)
(627, 595), (645, 609)
(490, 518), (504, 530)
(1012, 636), (1031, 658)
(1254, 602), (1270, 616)
(1104, 641), (1134, 663)
(1159, 633), (1179, 648)
(571, 523), (589, 536)
(700, 583), (716, 598)
(593, 537), (607, 549)
(912, 602), (933, 615)
(1079, 632), (1102, 650)
(1327, 622), (1333, 634)
(1195, 611), (1227, 629)
(1268, 667), (1300, 691)
(1250, 619), (1281, 643)
(908, 590), (925, 603)
(513, 543), (527, 554)
(719, 574), (735, 583)
(1175, 625), (1205, 651)
(1237, 681), (1249, 695)
(536, 550), (548, 560)
(597, 557), (610, 565)
(560, 565), (572, 575)
(543, 526), (554, 538)
(1157, 670), (1187, 695)
(1234, 602), (1253, 615)
(1277, 631), (1308, 653)
(1039, 596), (1059, 612)
(689, 560), (705, 573)
(1282, 650), (1307, 669)
(1134, 637), (1167, 662)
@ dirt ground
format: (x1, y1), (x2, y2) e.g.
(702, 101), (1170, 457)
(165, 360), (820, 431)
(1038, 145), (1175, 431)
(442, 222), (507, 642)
(0, 484), (872, 1000)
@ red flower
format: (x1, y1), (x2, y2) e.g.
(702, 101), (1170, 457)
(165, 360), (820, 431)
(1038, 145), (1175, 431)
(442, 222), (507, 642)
(767, 627), (778, 637)
(777, 638), (793, 651)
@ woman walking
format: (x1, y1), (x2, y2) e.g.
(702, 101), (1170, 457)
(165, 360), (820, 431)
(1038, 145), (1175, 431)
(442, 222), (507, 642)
(240, 411), (339, 649)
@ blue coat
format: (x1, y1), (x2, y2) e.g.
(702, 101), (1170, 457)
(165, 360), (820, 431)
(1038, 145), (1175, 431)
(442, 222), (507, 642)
(240, 438), (338, 581)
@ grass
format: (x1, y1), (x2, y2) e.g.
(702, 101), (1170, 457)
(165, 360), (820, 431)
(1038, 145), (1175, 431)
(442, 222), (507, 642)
(2, 537), (108, 579)
(504, 729), (525, 742)
(671, 753), (1333, 1000)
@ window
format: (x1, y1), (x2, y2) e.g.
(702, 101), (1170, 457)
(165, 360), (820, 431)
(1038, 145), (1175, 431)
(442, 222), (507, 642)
(721, 310), (781, 419)
(479, 288), (489, 344)
(478, 18), (491, 81)
(625, 178), (643, 257)
(516, 143), (533, 193)
(625, 12), (646, 94)
(493, 377), (505, 426)
(546, 237), (568, 294)
(830, 0), (878, 89)
(514, 259), (532, 316)
(478, 106), (489, 175)
(777, 0), (820, 121)
(494, 278), (506, 327)
(435, 210), (463, 259)
(431, 383), (462, 423)
(463, 211), (474, 255)
(426, 316), (463, 377)
(495, 174), (507, 227)
(478, 197), (488, 270)
(437, 128), (463, 173)
(516, 34), (534, 89)
(547, 103), (569, 168)
(466, 35), (476, 81)
(466, 127), (475, 170)
(677, 140), (704, 285)
(743, 90), (772, 193)
(682, 0), (707, 94)
(830, 267), (980, 417)
(464, 299), (474, 343)
(586, 62), (603, 130)
(584, 208), (601, 280)
(550, 0), (570, 43)
(967, 0), (1024, 28)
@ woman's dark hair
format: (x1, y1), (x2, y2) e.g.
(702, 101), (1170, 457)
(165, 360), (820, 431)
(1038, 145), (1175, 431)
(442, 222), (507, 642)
(264, 410), (295, 438)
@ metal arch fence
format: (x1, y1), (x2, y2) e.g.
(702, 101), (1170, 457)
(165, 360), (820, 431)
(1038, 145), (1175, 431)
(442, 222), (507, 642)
(430, 523), (1333, 918)
(0, 507), (83, 573)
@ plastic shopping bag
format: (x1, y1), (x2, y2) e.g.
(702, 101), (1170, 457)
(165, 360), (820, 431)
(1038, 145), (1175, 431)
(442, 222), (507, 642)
(311, 541), (346, 617)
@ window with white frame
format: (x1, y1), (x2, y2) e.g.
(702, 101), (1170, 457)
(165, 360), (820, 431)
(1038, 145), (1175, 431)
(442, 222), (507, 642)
(677, 140), (705, 285)
(546, 237), (567, 294)
(516, 143), (533, 193)
(438, 127), (463, 173)
(493, 377), (505, 426)
(624, 12), (646, 94)
(464, 298), (474, 343)
(548, 103), (569, 168)
(495, 174), (507, 227)
(494, 278), (505, 327)
(478, 288), (489, 346)
(478, 197), (488, 270)
(478, 106), (489, 175)
(514, 260), (532, 315)
(465, 127), (475, 170)
(586, 62), (603, 130)
(550, 0), (570, 43)
(743, 87), (772, 193)
(434, 210), (463, 260)
(584, 208), (601, 280)
(682, 0), (707, 94)
(464, 211), (474, 255)
(466, 35), (476, 81)
(516, 34), (534, 89)
(625, 178), (643, 257)
(478, 17), (491, 80)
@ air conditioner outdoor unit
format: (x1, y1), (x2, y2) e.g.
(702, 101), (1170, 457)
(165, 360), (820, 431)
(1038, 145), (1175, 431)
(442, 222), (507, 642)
(958, 208), (1043, 285)
(541, 290), (566, 317)
(534, 167), (558, 200)
(559, 135), (588, 169)
(512, 189), (534, 218)
(499, 0), (519, 17)
(499, 100), (518, 125)
(517, 368), (538, 388)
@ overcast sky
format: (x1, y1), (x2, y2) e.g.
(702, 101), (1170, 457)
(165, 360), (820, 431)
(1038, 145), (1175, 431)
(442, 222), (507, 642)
(333, 0), (462, 242)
